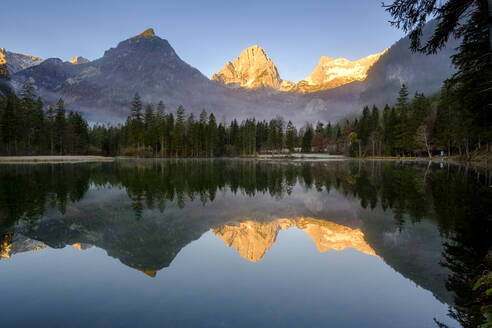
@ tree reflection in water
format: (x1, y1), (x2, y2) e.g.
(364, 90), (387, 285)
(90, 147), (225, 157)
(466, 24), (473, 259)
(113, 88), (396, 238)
(0, 159), (490, 327)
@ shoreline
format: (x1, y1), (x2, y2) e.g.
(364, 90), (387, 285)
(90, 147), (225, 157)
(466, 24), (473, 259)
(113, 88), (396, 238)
(0, 156), (115, 164)
(0, 154), (489, 170)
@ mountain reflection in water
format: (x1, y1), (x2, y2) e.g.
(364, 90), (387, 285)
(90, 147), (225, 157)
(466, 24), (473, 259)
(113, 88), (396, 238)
(212, 218), (376, 262)
(0, 159), (490, 328)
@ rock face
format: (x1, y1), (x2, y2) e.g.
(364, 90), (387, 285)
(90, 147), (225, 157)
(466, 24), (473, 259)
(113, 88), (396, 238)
(0, 47), (43, 77)
(212, 45), (287, 89)
(295, 49), (388, 92)
(212, 46), (387, 93)
(69, 56), (90, 65)
(12, 58), (81, 91)
(211, 217), (376, 262)
(0, 79), (12, 99)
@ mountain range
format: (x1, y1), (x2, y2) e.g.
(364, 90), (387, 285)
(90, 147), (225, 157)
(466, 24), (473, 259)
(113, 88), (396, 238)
(212, 45), (388, 93)
(1, 22), (457, 124)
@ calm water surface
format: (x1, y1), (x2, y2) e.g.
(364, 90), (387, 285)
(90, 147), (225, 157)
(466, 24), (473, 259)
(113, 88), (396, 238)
(0, 160), (491, 328)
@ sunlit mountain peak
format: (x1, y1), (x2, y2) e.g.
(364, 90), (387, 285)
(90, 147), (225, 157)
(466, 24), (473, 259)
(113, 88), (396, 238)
(211, 45), (287, 89)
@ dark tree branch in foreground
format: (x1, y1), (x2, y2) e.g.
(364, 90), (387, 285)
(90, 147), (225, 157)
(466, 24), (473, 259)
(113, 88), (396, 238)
(382, 0), (485, 54)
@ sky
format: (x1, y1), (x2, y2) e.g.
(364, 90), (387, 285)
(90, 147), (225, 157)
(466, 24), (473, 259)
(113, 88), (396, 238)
(1, 0), (405, 82)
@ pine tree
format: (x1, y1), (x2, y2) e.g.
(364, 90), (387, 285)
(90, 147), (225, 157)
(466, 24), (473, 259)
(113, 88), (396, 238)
(325, 122), (333, 141)
(301, 124), (313, 152)
(207, 113), (218, 157)
(144, 103), (155, 152)
(230, 119), (239, 155)
(130, 92), (144, 151)
(68, 112), (88, 154)
(156, 101), (166, 157)
(396, 84), (408, 111)
(370, 105), (381, 156)
(199, 109), (208, 156)
(217, 123), (227, 156)
(131, 92), (143, 121)
(166, 113), (174, 156)
(173, 105), (186, 156)
(46, 105), (55, 154)
(20, 79), (36, 152)
(31, 97), (45, 154)
(358, 106), (372, 149)
(285, 121), (296, 153)
(383, 104), (397, 155)
(1, 95), (18, 154)
(186, 113), (196, 157)
(395, 85), (411, 155)
(54, 99), (66, 155)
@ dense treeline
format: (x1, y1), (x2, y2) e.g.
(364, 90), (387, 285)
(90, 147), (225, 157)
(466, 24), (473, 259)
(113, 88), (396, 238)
(92, 92), (309, 157)
(0, 84), (307, 157)
(0, 82), (299, 156)
(335, 85), (438, 157)
(1, 80), (490, 159)
(82, 85), (492, 159)
(0, 81), (89, 155)
(342, 83), (491, 159)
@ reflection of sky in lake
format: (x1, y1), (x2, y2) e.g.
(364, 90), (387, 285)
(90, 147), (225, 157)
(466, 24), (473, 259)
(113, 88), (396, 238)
(0, 225), (454, 327)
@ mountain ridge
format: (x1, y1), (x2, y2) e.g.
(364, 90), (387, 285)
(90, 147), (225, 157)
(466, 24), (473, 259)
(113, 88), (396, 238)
(8, 23), (457, 125)
(69, 56), (90, 65)
(295, 49), (389, 92)
(0, 47), (43, 78)
(211, 46), (388, 93)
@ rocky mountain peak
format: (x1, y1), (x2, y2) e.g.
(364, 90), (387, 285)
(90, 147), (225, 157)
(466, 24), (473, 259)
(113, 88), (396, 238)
(211, 45), (284, 89)
(296, 49), (389, 92)
(69, 56), (90, 64)
(0, 48), (43, 78)
(212, 46), (388, 93)
(242, 45), (267, 58)
(132, 28), (157, 39)
(101, 28), (179, 65)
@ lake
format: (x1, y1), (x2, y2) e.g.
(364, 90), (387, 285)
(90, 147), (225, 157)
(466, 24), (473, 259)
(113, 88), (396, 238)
(0, 159), (490, 328)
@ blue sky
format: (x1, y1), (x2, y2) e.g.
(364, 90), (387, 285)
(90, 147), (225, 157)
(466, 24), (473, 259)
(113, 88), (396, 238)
(1, 0), (404, 82)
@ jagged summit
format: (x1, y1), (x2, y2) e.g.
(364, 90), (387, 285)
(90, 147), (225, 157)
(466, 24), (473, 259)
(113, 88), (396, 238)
(212, 46), (388, 93)
(0, 47), (43, 77)
(69, 56), (90, 64)
(211, 45), (286, 89)
(132, 28), (157, 39)
(102, 27), (178, 60)
(296, 49), (389, 92)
